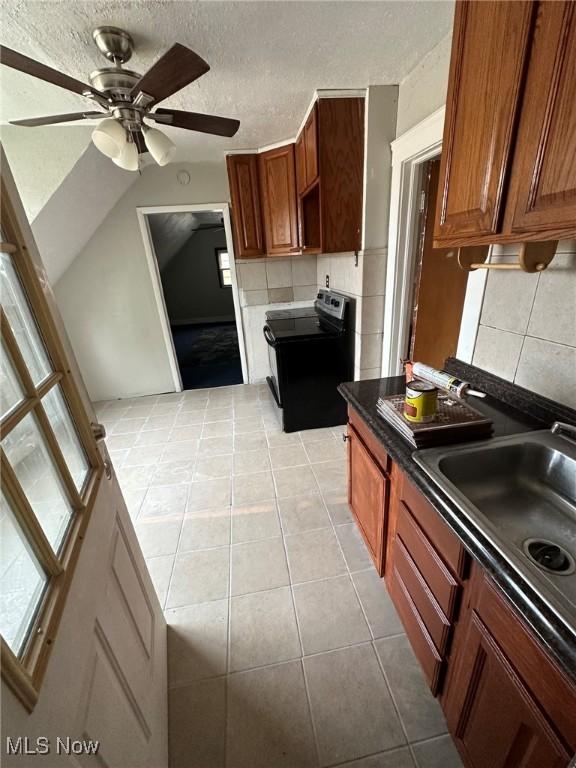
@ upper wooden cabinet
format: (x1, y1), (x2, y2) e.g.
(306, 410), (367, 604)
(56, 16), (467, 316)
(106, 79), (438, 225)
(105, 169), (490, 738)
(226, 154), (266, 259)
(295, 133), (307, 196)
(258, 144), (299, 256)
(434, 1), (576, 248)
(298, 97), (365, 254)
(505, 1), (576, 236)
(227, 95), (365, 258)
(295, 105), (319, 195)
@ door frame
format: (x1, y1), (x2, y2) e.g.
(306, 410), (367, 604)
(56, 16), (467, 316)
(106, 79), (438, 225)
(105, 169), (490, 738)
(136, 203), (248, 390)
(381, 106), (489, 376)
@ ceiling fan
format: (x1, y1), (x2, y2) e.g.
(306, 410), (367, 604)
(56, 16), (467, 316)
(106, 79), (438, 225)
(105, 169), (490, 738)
(0, 27), (240, 171)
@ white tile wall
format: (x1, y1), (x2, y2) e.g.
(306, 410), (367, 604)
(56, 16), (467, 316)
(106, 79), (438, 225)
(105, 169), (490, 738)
(266, 260), (293, 289)
(515, 337), (576, 406)
(472, 325), (524, 382)
(236, 256), (317, 308)
(294, 285), (317, 301)
(318, 249), (388, 381)
(238, 263), (267, 291)
(292, 257), (317, 287)
(472, 241), (576, 408)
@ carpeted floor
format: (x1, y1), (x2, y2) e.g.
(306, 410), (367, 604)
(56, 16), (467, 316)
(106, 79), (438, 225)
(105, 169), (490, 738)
(171, 321), (243, 390)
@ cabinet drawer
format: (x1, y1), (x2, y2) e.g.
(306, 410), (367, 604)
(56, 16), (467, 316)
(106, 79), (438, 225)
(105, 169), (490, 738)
(389, 565), (443, 694)
(396, 501), (460, 620)
(402, 478), (466, 578)
(348, 407), (390, 475)
(394, 537), (452, 656)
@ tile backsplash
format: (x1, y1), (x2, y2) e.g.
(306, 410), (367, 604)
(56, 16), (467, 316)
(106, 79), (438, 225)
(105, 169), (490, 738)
(472, 240), (576, 409)
(236, 255), (318, 306)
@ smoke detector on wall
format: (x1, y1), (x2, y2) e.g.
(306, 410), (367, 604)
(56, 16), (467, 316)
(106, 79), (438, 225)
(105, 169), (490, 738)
(1, 27), (240, 171)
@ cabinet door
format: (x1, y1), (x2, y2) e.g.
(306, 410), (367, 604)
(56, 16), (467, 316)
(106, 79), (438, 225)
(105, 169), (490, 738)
(434, 1), (535, 244)
(445, 612), (570, 768)
(506, 1), (576, 236)
(226, 154), (266, 258)
(304, 105), (319, 189)
(258, 144), (299, 256)
(295, 133), (307, 196)
(348, 425), (388, 575)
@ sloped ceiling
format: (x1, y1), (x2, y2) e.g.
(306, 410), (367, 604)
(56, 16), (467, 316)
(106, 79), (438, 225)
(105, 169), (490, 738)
(30, 143), (136, 284)
(147, 211), (223, 271)
(1, 125), (94, 221)
(0, 1), (454, 161)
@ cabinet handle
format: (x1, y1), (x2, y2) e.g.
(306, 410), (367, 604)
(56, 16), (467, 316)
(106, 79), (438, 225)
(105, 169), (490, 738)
(343, 434), (350, 442)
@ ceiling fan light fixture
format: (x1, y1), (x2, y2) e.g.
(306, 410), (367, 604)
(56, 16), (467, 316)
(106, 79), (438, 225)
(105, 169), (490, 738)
(143, 125), (176, 166)
(92, 118), (126, 158)
(112, 136), (139, 171)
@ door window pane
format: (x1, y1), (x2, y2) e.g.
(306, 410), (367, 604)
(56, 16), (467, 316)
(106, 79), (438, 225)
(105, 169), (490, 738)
(0, 492), (47, 656)
(2, 413), (74, 555)
(1, 345), (26, 419)
(42, 386), (89, 493)
(1, 252), (52, 385)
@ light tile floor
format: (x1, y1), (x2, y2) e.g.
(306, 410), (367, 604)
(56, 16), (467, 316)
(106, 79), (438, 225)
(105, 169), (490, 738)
(95, 384), (463, 768)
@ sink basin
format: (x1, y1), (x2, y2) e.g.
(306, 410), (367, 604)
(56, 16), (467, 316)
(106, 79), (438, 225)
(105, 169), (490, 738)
(414, 430), (576, 628)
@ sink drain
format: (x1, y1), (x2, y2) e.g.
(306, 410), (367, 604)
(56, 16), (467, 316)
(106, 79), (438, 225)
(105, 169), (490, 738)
(523, 539), (575, 575)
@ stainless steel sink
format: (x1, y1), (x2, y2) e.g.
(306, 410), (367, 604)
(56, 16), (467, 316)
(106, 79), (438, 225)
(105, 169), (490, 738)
(414, 429), (576, 629)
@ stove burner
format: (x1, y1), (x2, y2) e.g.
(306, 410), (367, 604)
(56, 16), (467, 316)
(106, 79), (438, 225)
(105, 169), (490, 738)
(523, 539), (575, 575)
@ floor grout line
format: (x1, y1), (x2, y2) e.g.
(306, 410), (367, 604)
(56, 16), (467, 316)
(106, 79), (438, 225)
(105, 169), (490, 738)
(275, 467), (322, 768)
(372, 637), (421, 767)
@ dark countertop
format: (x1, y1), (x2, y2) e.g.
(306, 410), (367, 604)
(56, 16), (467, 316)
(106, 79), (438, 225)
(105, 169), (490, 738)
(338, 363), (576, 684)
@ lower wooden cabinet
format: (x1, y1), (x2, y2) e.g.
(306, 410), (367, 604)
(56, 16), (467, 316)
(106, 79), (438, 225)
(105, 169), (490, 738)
(444, 611), (569, 767)
(346, 406), (576, 767)
(442, 567), (576, 767)
(347, 423), (388, 575)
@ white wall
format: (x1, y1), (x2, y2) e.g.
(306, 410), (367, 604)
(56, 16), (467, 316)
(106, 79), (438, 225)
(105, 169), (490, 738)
(160, 228), (234, 324)
(471, 241), (576, 409)
(55, 161), (230, 402)
(396, 34), (452, 136)
(0, 125), (94, 221)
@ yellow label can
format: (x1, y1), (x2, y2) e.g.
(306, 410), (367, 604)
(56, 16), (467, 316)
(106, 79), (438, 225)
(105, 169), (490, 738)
(404, 380), (438, 423)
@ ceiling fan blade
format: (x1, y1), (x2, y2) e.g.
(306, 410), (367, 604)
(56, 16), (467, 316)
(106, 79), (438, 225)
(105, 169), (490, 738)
(151, 108), (240, 137)
(10, 111), (104, 127)
(0, 45), (106, 100)
(130, 43), (210, 104)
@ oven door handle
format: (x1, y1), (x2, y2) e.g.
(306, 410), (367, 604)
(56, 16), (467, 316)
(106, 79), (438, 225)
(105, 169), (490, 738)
(263, 325), (276, 347)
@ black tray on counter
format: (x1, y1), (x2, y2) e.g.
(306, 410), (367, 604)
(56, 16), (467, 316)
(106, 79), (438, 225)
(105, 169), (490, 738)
(376, 393), (493, 448)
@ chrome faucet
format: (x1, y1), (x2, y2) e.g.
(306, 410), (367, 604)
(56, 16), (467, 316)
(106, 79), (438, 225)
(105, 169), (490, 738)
(551, 422), (576, 444)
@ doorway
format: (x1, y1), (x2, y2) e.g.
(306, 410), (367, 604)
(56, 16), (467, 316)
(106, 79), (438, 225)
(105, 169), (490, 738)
(407, 156), (469, 368)
(382, 107), (487, 377)
(139, 206), (247, 391)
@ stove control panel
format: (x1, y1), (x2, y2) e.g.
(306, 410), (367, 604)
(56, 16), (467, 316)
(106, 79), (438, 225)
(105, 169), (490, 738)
(315, 290), (349, 322)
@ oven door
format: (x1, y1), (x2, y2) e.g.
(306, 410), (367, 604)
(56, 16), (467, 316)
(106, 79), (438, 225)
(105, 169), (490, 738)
(263, 324), (282, 407)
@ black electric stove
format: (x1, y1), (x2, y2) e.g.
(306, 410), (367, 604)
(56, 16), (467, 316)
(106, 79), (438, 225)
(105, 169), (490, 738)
(263, 290), (355, 432)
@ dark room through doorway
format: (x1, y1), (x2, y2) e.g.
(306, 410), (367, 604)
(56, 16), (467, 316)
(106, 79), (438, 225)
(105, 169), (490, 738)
(146, 210), (243, 390)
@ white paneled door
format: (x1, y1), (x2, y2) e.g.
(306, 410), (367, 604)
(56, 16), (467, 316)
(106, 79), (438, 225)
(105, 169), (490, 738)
(0, 148), (168, 767)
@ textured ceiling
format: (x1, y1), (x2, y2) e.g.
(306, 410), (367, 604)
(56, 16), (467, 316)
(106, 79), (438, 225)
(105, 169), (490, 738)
(0, 1), (454, 161)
